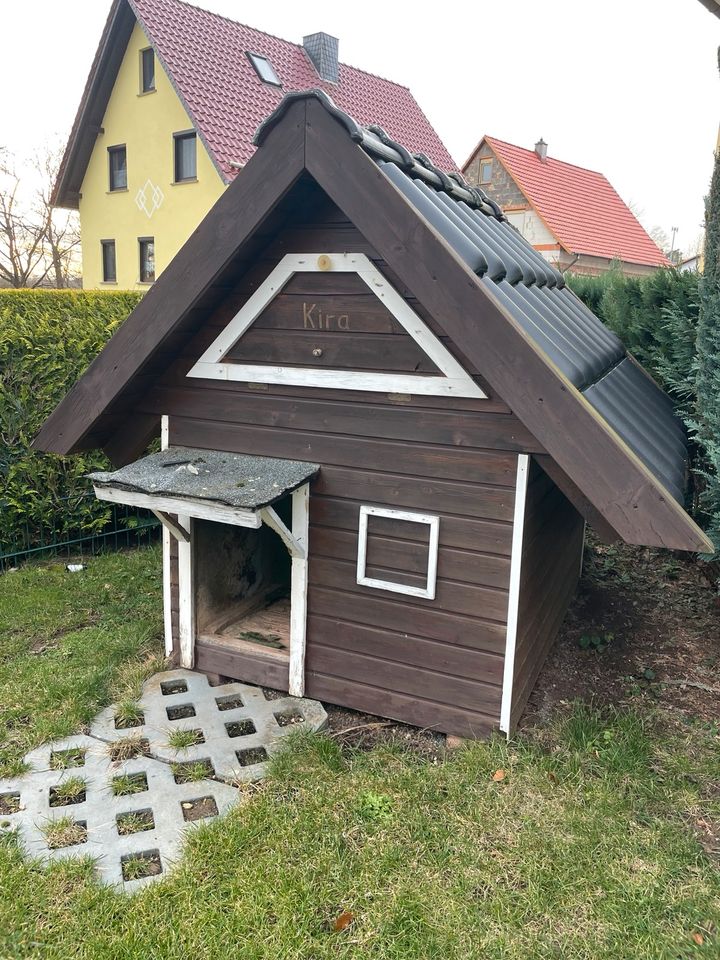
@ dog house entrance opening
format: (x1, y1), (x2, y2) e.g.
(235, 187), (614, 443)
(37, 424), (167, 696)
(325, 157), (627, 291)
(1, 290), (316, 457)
(194, 499), (292, 658)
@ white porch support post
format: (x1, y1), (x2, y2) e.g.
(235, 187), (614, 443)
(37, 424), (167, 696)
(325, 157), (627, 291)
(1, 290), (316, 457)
(177, 513), (195, 669)
(499, 454), (529, 736)
(288, 484), (310, 697)
(160, 416), (174, 658)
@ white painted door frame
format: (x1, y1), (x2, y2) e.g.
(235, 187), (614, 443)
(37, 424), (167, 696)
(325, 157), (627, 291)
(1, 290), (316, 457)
(499, 454), (529, 736)
(132, 474), (311, 694)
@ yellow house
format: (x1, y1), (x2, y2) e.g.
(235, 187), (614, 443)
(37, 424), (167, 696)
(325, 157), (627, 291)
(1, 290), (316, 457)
(53, 0), (456, 290)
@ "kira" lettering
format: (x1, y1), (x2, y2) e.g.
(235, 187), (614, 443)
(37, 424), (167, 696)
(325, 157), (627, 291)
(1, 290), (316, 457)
(303, 302), (350, 331)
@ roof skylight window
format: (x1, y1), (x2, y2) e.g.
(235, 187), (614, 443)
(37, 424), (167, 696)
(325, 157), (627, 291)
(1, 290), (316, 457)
(247, 53), (281, 86)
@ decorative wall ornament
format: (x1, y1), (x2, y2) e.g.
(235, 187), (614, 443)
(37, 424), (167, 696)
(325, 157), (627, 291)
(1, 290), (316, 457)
(188, 253), (486, 398)
(135, 178), (165, 219)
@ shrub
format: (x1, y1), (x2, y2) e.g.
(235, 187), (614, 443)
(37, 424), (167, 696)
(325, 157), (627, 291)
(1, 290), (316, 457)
(0, 289), (142, 557)
(695, 139), (720, 551)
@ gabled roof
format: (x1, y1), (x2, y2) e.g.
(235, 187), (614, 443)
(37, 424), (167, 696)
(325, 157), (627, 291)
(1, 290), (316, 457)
(473, 136), (669, 268)
(53, 0), (455, 208)
(34, 91), (711, 554)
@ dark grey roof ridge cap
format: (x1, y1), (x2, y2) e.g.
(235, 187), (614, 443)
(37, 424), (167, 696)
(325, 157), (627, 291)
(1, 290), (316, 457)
(253, 89), (365, 145)
(252, 91), (504, 218)
(365, 124), (415, 168)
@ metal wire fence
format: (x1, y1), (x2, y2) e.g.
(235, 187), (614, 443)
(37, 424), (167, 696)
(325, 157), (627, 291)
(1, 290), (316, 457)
(0, 494), (160, 571)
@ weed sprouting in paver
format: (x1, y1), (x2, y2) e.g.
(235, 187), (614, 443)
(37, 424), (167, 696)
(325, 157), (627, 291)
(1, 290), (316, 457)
(166, 728), (205, 751)
(107, 736), (150, 762)
(225, 719), (256, 739)
(114, 701), (145, 730)
(49, 776), (87, 807)
(42, 816), (87, 849)
(121, 849), (162, 882)
(49, 748), (86, 770)
(116, 809), (155, 836)
(111, 772), (148, 797)
(171, 759), (214, 784)
(0, 793), (21, 816)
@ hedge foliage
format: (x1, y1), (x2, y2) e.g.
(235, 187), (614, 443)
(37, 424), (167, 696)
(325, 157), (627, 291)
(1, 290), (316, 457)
(695, 139), (720, 551)
(0, 290), (142, 555)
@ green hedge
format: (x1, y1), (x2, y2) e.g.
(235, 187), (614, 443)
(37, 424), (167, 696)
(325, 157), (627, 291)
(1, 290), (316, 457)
(0, 290), (142, 557)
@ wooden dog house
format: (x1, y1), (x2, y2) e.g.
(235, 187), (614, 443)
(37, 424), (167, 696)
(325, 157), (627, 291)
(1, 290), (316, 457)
(34, 92), (711, 738)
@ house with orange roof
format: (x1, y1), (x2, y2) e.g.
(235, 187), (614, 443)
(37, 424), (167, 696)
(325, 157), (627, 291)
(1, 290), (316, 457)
(463, 136), (669, 277)
(54, 0), (455, 289)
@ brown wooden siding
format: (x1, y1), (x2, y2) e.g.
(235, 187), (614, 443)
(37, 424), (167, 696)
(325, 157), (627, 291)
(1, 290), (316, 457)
(138, 200), (537, 738)
(509, 459), (584, 730)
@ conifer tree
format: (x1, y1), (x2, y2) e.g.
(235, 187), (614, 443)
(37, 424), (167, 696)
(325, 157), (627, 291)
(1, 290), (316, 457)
(694, 47), (720, 552)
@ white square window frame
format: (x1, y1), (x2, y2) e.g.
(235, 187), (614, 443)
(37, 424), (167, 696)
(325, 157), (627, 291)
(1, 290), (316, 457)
(356, 505), (440, 600)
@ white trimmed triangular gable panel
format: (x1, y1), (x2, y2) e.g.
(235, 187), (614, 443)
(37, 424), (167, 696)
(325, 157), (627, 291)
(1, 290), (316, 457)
(188, 253), (486, 398)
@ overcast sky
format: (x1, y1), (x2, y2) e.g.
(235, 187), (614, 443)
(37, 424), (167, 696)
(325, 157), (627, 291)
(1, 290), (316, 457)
(3, 0), (718, 255)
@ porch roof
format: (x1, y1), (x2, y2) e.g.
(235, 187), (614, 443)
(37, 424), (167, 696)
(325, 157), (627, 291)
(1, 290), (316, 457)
(88, 447), (319, 510)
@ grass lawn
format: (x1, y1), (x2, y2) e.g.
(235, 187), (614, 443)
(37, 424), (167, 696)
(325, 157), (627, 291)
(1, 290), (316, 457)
(0, 545), (719, 959)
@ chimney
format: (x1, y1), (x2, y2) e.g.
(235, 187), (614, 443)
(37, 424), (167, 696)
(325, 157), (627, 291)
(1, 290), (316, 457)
(534, 138), (548, 161)
(303, 32), (339, 84)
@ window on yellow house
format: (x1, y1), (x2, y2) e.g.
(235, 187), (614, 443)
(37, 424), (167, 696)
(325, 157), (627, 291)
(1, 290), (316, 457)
(108, 145), (127, 191)
(139, 238), (155, 283)
(101, 240), (116, 283)
(480, 160), (493, 184)
(140, 48), (155, 93)
(174, 131), (197, 182)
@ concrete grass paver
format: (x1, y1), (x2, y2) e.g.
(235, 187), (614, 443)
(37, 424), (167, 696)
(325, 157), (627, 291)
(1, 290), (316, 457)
(0, 670), (327, 891)
(90, 669), (328, 783)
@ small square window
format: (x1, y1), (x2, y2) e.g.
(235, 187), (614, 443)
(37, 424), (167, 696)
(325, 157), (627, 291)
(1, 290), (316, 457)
(139, 237), (155, 283)
(101, 240), (116, 283)
(140, 47), (155, 93)
(480, 160), (493, 184)
(174, 131), (197, 182)
(108, 145), (127, 191)
(356, 505), (440, 600)
(247, 52), (281, 86)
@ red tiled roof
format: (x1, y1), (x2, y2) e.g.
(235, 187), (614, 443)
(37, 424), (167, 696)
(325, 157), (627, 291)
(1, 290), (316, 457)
(129, 0), (456, 179)
(483, 136), (669, 267)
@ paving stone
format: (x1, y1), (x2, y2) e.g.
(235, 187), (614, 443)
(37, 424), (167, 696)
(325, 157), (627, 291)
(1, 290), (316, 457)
(0, 734), (238, 891)
(90, 669), (328, 783)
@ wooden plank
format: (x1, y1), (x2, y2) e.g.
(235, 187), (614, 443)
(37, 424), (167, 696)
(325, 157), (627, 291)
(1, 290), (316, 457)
(140, 386), (538, 453)
(304, 97), (711, 552)
(224, 328), (440, 374)
(177, 515), (195, 669)
(307, 614), (504, 684)
(309, 555), (509, 621)
(288, 484), (310, 697)
(310, 526), (510, 589)
(305, 643), (501, 714)
(194, 639), (289, 691)
(310, 497), (513, 555)
(304, 672), (498, 738)
(169, 417), (519, 486)
(308, 586), (507, 653)
(534, 455), (620, 544)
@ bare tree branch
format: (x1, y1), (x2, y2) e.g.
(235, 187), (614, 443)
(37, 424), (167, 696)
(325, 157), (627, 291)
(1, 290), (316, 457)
(0, 144), (81, 288)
